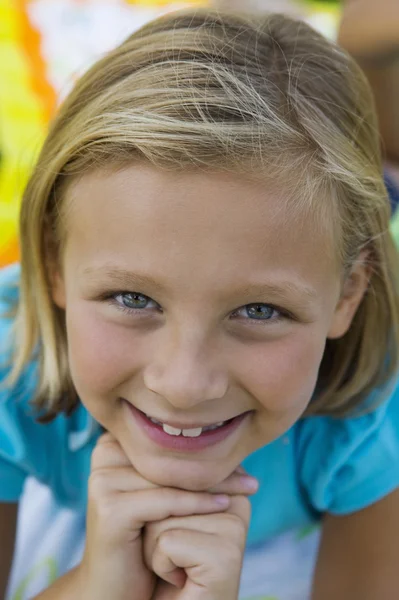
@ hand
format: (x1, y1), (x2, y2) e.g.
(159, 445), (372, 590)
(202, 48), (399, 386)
(78, 434), (239, 600)
(78, 433), (258, 600)
(145, 495), (251, 600)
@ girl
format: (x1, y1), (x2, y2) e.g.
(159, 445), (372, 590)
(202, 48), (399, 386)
(1, 7), (399, 599)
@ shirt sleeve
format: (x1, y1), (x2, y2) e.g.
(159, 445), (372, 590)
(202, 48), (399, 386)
(297, 380), (399, 515)
(0, 264), (99, 509)
(0, 379), (43, 501)
(0, 359), (97, 507)
(0, 264), (49, 502)
(0, 358), (51, 503)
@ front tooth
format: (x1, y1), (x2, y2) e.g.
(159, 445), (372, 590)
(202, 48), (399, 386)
(182, 427), (203, 438)
(163, 424), (182, 436)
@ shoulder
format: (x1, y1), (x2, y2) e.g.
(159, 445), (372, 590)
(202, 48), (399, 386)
(296, 380), (399, 515)
(0, 263), (99, 506)
(0, 361), (98, 506)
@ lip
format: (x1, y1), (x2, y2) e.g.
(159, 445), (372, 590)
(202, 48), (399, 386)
(126, 403), (251, 452)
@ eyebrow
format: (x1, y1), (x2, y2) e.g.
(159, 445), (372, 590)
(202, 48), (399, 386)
(82, 266), (166, 295)
(82, 266), (318, 305)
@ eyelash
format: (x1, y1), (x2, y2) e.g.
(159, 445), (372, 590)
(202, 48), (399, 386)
(102, 292), (292, 325)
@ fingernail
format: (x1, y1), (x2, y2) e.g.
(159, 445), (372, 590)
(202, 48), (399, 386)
(214, 494), (230, 507)
(240, 476), (259, 492)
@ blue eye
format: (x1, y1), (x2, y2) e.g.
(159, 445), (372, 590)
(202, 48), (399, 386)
(235, 303), (281, 321)
(114, 292), (157, 311)
(104, 293), (287, 324)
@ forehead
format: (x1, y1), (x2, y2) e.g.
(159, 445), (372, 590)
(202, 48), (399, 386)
(63, 164), (340, 293)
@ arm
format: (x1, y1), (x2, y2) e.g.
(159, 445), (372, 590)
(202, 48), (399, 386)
(338, 0), (399, 164)
(0, 502), (17, 599)
(312, 488), (399, 599)
(33, 567), (82, 599)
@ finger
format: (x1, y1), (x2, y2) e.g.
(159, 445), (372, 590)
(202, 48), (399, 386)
(208, 471), (258, 496)
(229, 495), (252, 526)
(154, 529), (213, 573)
(146, 511), (246, 543)
(144, 498), (250, 568)
(91, 434), (132, 469)
(145, 497), (251, 541)
(151, 548), (186, 590)
(152, 529), (242, 594)
(96, 431), (113, 443)
(151, 540), (185, 589)
(96, 488), (230, 538)
(89, 466), (158, 498)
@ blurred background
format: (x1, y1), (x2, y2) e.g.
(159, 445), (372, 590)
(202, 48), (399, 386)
(0, 0), (381, 268)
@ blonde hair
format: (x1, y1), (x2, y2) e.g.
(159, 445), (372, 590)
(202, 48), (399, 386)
(6, 8), (399, 420)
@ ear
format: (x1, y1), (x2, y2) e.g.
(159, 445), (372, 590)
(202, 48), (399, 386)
(327, 251), (371, 339)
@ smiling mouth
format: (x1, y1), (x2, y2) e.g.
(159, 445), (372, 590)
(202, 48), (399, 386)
(144, 414), (237, 438)
(125, 402), (251, 450)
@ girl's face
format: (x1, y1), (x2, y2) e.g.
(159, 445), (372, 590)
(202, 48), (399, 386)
(53, 165), (368, 490)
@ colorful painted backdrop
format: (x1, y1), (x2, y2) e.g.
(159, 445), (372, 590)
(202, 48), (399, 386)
(0, 0), (339, 268)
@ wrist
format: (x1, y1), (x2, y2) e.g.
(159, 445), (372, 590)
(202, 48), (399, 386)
(33, 565), (84, 599)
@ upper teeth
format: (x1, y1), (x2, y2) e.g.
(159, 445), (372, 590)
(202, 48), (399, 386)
(164, 424), (203, 437)
(148, 417), (226, 437)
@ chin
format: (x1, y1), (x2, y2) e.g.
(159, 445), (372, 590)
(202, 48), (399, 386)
(135, 456), (230, 492)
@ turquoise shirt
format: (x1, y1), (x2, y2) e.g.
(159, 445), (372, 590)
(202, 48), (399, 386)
(2, 263), (399, 547)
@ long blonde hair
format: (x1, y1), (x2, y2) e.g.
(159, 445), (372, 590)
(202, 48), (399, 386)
(6, 8), (399, 420)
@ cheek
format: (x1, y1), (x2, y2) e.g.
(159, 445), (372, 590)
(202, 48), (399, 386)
(65, 302), (141, 397)
(241, 329), (326, 415)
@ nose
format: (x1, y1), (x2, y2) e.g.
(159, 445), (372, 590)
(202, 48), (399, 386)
(143, 332), (228, 409)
